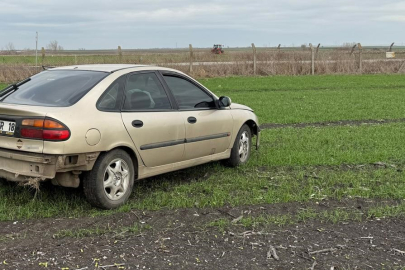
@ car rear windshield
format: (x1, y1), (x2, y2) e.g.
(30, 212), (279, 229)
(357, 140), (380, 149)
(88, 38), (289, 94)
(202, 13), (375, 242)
(1, 70), (108, 107)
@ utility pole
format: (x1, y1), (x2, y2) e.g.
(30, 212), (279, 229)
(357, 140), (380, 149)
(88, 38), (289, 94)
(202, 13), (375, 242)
(35, 32), (38, 70)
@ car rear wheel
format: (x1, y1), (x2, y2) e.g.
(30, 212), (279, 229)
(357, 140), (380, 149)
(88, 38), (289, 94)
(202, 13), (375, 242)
(224, 124), (252, 167)
(83, 149), (135, 209)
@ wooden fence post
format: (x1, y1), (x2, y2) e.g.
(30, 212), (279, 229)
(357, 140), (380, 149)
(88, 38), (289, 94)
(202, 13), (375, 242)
(74, 55), (78, 65)
(358, 43), (362, 73)
(277, 44), (281, 52)
(252, 43), (257, 75)
(118, 46), (122, 63)
(309, 43), (314, 75)
(189, 44), (193, 73)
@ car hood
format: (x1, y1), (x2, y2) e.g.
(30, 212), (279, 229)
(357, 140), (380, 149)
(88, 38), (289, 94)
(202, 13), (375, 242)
(230, 103), (254, 112)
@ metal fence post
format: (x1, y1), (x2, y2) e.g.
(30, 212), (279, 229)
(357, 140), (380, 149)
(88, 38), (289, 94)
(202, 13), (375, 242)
(389, 42), (395, 52)
(41, 47), (45, 66)
(350, 44), (357, 56)
(315, 43), (321, 60)
(358, 43), (363, 73)
(189, 44), (193, 73)
(35, 32), (38, 72)
(252, 43), (257, 75)
(118, 46), (122, 63)
(310, 43), (314, 75)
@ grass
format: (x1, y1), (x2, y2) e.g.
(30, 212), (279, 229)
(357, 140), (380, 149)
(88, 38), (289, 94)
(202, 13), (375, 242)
(1, 153), (405, 221)
(200, 74), (405, 124)
(0, 74), (405, 222)
(52, 223), (151, 239)
(4, 74), (405, 124)
(259, 123), (405, 166)
(206, 203), (405, 232)
(0, 83), (6, 89)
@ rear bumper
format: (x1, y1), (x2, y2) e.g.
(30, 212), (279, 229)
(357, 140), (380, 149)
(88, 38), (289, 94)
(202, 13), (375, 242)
(0, 148), (100, 182)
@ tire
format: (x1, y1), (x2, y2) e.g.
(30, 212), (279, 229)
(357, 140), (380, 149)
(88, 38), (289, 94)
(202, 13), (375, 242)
(224, 124), (252, 167)
(83, 149), (135, 209)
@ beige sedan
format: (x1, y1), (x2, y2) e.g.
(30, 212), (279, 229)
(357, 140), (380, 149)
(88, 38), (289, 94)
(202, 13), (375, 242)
(0, 65), (260, 209)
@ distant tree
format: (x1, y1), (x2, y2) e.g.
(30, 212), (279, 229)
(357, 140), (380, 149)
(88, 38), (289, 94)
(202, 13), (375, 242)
(4, 42), (16, 54)
(342, 42), (357, 47)
(78, 48), (86, 51)
(301, 44), (307, 50)
(47, 40), (64, 51)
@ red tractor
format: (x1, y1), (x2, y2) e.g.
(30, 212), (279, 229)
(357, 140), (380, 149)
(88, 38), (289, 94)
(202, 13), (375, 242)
(211, 44), (224, 54)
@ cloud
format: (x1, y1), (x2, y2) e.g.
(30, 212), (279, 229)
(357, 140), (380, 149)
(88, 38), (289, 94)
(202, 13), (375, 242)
(0, 0), (404, 49)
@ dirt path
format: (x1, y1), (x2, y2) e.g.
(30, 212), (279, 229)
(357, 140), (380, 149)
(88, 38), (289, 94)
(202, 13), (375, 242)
(261, 118), (405, 130)
(1, 199), (404, 269)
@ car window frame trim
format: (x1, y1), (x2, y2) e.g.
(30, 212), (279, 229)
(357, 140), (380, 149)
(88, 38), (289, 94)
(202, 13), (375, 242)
(157, 71), (219, 111)
(96, 75), (127, 112)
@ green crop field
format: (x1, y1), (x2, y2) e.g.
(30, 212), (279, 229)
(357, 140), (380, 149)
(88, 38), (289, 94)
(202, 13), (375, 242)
(0, 74), (404, 222)
(202, 74), (405, 124)
(2, 74), (405, 268)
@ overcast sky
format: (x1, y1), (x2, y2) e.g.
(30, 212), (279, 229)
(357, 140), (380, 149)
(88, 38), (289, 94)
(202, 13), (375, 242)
(0, 0), (404, 50)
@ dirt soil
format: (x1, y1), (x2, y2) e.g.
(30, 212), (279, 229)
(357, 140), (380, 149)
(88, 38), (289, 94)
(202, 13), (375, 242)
(0, 199), (404, 270)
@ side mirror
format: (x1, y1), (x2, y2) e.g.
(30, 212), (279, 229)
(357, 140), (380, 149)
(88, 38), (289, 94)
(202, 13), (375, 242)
(219, 96), (232, 107)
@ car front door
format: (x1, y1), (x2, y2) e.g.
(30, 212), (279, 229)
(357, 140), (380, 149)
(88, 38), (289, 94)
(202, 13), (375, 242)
(120, 71), (185, 167)
(161, 73), (233, 160)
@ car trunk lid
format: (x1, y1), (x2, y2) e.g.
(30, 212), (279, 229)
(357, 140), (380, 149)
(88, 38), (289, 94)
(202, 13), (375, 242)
(0, 103), (47, 153)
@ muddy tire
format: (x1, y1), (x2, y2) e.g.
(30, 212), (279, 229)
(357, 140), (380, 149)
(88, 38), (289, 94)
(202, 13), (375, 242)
(223, 124), (252, 167)
(83, 149), (135, 209)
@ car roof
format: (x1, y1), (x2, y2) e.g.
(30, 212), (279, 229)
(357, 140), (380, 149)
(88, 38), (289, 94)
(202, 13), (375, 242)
(51, 64), (154, 73)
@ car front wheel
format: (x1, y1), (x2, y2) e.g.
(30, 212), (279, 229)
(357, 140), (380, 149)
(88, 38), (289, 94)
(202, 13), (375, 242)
(224, 124), (252, 167)
(83, 149), (135, 209)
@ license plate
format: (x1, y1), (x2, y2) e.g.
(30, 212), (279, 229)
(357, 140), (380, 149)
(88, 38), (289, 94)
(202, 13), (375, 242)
(0, 120), (16, 135)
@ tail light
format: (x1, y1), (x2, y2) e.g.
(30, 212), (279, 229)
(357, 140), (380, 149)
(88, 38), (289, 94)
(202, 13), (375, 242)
(21, 119), (70, 141)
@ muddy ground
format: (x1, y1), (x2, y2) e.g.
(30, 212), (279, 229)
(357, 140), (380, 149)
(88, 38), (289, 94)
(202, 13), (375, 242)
(0, 199), (404, 269)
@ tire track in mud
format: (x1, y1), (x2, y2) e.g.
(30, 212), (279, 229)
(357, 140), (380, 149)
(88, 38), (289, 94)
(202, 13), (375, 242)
(260, 118), (405, 130)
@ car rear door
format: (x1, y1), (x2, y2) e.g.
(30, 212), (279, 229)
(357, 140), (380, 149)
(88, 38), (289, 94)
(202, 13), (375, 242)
(160, 72), (233, 161)
(120, 71), (185, 167)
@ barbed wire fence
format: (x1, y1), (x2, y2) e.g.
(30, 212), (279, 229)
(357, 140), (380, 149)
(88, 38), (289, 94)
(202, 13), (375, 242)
(1, 42), (405, 83)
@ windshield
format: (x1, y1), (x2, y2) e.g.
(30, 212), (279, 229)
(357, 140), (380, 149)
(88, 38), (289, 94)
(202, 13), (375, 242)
(1, 70), (108, 107)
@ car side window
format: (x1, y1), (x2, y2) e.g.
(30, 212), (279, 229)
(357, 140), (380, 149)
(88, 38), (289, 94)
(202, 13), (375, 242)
(163, 75), (216, 110)
(97, 76), (125, 111)
(123, 73), (172, 111)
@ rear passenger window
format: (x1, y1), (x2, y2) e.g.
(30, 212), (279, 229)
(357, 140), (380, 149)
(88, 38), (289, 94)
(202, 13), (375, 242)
(97, 76), (125, 111)
(123, 73), (172, 111)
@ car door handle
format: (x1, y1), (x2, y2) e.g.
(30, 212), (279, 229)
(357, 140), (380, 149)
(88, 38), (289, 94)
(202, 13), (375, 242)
(132, 120), (144, 128)
(187, 117), (197, 124)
